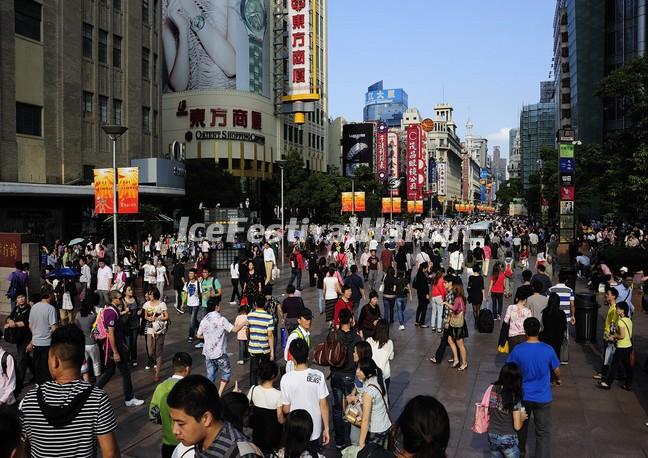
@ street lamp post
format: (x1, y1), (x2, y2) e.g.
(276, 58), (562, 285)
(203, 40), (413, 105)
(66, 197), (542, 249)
(276, 158), (286, 266)
(102, 125), (128, 268)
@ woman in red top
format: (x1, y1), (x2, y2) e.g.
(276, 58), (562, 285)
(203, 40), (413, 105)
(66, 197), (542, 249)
(447, 281), (468, 370)
(489, 264), (506, 320)
(430, 269), (446, 332)
(333, 284), (354, 327)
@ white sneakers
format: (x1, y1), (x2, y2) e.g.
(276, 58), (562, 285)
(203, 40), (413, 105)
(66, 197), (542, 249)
(399, 325), (405, 331)
(125, 397), (144, 407)
(194, 342), (204, 349)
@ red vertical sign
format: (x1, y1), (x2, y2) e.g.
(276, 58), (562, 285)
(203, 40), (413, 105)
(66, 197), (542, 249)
(417, 129), (426, 200)
(376, 131), (388, 181)
(406, 124), (420, 201)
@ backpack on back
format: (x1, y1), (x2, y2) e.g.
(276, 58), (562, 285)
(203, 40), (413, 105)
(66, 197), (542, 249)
(478, 307), (494, 334)
(91, 308), (109, 341)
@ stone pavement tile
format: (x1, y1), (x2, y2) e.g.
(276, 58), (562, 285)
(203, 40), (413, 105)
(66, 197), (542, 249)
(589, 424), (648, 457)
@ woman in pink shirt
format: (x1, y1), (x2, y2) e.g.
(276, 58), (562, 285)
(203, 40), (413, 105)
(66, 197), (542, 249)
(429, 269), (446, 332)
(503, 290), (532, 352)
(489, 264), (506, 320)
(447, 282), (468, 371)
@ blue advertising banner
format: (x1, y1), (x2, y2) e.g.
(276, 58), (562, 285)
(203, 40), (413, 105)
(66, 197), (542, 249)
(559, 158), (575, 173)
(365, 89), (407, 106)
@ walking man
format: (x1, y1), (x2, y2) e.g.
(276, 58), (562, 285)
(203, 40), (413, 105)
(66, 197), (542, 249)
(247, 296), (275, 387)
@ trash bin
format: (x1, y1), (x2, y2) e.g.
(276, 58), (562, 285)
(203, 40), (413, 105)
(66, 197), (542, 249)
(575, 293), (598, 343)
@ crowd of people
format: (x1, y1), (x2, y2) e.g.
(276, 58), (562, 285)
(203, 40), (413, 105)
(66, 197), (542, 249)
(0, 216), (646, 458)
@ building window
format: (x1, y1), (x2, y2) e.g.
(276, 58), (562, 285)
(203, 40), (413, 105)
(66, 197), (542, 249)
(98, 30), (108, 63)
(83, 23), (93, 59)
(142, 107), (150, 132)
(16, 102), (42, 136)
(83, 91), (93, 113)
(114, 0), (121, 10)
(153, 53), (158, 80)
(15, 0), (41, 41)
(99, 96), (108, 123)
(113, 35), (122, 68)
(142, 0), (149, 24)
(142, 47), (150, 79)
(113, 99), (122, 125)
(153, 110), (158, 135)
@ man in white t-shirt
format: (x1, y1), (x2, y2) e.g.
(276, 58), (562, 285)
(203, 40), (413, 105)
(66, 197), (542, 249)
(284, 308), (313, 373)
(281, 338), (329, 454)
(96, 258), (113, 307)
(182, 269), (202, 343)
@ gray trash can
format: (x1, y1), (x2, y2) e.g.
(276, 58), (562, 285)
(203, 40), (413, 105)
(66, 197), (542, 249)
(575, 293), (598, 343)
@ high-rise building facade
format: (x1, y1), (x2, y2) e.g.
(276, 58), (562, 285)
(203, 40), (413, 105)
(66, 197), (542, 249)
(0, 0), (176, 239)
(363, 81), (408, 127)
(520, 101), (556, 190)
(552, 0), (605, 145)
(508, 129), (522, 180)
(426, 104), (463, 202)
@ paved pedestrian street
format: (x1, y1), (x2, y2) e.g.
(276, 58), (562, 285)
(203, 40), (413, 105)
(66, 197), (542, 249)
(100, 265), (648, 458)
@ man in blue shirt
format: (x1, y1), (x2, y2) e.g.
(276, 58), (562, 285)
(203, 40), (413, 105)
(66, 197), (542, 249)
(344, 265), (365, 318)
(508, 317), (560, 458)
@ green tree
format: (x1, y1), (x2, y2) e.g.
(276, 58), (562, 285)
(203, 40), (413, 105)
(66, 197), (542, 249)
(495, 178), (523, 214)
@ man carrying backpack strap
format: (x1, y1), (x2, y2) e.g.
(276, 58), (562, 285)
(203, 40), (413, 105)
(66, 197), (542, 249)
(96, 291), (144, 407)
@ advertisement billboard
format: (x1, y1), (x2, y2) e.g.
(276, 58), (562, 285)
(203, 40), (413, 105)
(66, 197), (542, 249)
(376, 122), (388, 181)
(406, 124), (420, 201)
(382, 197), (402, 214)
(365, 89), (407, 107)
(437, 162), (447, 196)
(286, 0), (314, 98)
(118, 167), (139, 214)
(342, 123), (374, 176)
(341, 192), (365, 212)
(162, 0), (272, 98)
(94, 168), (114, 214)
(0, 233), (22, 268)
(387, 132), (399, 184)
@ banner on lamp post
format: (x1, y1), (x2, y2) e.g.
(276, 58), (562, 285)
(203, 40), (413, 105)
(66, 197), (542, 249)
(118, 167), (139, 214)
(406, 124), (420, 201)
(382, 197), (401, 214)
(376, 122), (388, 181)
(94, 168), (114, 214)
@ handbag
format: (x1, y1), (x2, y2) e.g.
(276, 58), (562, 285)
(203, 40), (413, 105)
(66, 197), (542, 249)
(449, 311), (464, 328)
(313, 327), (347, 367)
(472, 384), (494, 433)
(343, 402), (363, 427)
(62, 292), (74, 311)
(378, 274), (385, 293)
(497, 341), (509, 354)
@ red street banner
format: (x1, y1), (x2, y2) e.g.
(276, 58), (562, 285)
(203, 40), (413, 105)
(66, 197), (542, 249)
(382, 197), (401, 214)
(417, 128), (426, 199)
(376, 131), (388, 181)
(406, 124), (420, 201)
(387, 131), (399, 196)
(94, 168), (114, 214)
(0, 233), (21, 268)
(118, 167), (139, 214)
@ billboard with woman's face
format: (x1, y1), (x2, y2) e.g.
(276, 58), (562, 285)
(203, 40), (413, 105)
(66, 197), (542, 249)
(162, 0), (271, 97)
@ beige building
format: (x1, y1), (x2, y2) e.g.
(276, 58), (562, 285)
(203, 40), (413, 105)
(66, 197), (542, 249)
(1, 0), (163, 185)
(426, 104), (463, 201)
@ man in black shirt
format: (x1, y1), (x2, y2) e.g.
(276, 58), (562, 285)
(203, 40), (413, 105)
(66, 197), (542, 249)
(473, 242), (485, 271)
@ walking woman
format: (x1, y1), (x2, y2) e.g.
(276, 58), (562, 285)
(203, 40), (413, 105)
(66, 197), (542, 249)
(394, 269), (412, 330)
(367, 320), (395, 391)
(357, 290), (381, 339)
(229, 256), (241, 304)
(467, 265), (485, 329)
(598, 301), (633, 391)
(242, 261), (263, 305)
(382, 267), (398, 324)
(447, 282), (468, 371)
(76, 299), (102, 381)
(354, 358), (392, 448)
(155, 258), (169, 299)
(539, 293), (567, 365)
(323, 266), (341, 322)
(413, 262), (431, 327)
(503, 289), (532, 353)
(486, 363), (528, 457)
(122, 285), (142, 366)
(430, 268), (446, 332)
(489, 264), (506, 320)
(248, 360), (285, 455)
(316, 257), (328, 315)
(143, 288), (169, 382)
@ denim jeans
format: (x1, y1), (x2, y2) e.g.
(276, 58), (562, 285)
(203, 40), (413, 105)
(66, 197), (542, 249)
(395, 296), (407, 325)
(126, 327), (139, 363)
(206, 354), (232, 383)
(288, 269), (302, 289)
(491, 292), (504, 317)
(188, 306), (201, 338)
(383, 297), (396, 323)
(415, 293), (429, 325)
(518, 400), (552, 458)
(430, 296), (444, 329)
(249, 352), (270, 387)
(331, 374), (355, 447)
(488, 433), (520, 458)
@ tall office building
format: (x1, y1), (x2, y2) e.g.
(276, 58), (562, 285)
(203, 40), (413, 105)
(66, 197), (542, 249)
(552, 0), (605, 145)
(0, 0), (178, 238)
(520, 100), (556, 191)
(363, 81), (409, 127)
(508, 128), (519, 160)
(508, 129), (522, 180)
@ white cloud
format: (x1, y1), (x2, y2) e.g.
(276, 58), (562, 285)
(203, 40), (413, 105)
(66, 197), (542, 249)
(486, 128), (512, 157)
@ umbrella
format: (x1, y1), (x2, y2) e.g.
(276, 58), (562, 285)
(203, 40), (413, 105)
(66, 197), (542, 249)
(46, 267), (81, 279)
(68, 238), (85, 246)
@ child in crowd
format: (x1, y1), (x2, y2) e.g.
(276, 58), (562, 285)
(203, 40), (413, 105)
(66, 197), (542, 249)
(234, 305), (249, 365)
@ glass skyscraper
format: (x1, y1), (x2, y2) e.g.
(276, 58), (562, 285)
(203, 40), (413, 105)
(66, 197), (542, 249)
(363, 81), (408, 127)
(520, 102), (556, 191)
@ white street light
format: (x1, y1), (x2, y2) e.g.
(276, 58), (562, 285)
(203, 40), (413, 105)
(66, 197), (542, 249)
(276, 158), (286, 266)
(102, 125), (128, 268)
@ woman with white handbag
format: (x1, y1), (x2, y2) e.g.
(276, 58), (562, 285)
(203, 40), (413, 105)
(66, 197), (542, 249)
(143, 288), (169, 382)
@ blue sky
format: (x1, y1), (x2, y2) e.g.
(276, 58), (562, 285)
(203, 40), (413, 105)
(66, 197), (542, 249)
(327, 0), (556, 158)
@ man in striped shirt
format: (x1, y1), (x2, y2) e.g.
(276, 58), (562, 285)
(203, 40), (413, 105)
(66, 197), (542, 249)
(548, 271), (575, 365)
(247, 296), (275, 387)
(20, 325), (119, 458)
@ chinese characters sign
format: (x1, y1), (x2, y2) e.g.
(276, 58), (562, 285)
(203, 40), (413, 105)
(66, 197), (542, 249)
(0, 233), (21, 268)
(118, 167), (139, 214)
(287, 0), (312, 97)
(177, 100), (262, 130)
(94, 169), (114, 214)
(376, 122), (388, 181)
(437, 162), (447, 196)
(406, 124), (421, 201)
